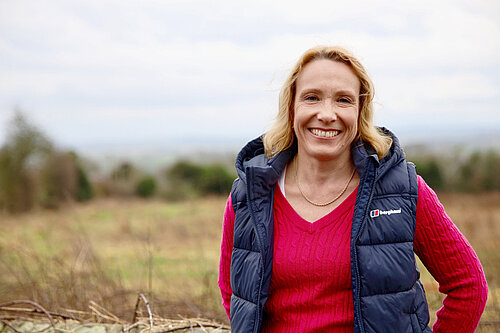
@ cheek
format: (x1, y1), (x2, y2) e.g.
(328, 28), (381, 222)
(342, 108), (358, 126)
(292, 106), (303, 128)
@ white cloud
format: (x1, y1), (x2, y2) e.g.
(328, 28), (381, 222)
(0, 0), (499, 148)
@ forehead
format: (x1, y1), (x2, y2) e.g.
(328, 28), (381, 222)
(296, 59), (360, 94)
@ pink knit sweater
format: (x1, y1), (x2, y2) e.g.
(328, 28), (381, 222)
(218, 176), (488, 332)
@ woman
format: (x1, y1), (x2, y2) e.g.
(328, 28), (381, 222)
(218, 46), (488, 333)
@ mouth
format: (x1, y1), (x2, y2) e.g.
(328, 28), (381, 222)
(309, 128), (340, 138)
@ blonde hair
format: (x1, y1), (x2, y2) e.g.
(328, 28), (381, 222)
(263, 46), (392, 159)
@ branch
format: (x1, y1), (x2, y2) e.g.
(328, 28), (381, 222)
(0, 301), (56, 332)
(132, 293), (153, 329)
(156, 322), (229, 333)
(0, 306), (86, 323)
(88, 302), (124, 325)
(0, 319), (23, 333)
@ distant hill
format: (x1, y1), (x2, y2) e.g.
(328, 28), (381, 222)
(75, 129), (500, 176)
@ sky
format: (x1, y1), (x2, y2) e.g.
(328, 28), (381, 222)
(1, 0), (499, 153)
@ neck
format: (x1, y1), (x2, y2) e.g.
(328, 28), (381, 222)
(294, 152), (355, 186)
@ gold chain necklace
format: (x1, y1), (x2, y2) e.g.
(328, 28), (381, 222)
(294, 159), (356, 207)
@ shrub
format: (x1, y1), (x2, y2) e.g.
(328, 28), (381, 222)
(167, 160), (204, 187)
(76, 165), (94, 201)
(106, 162), (138, 197)
(136, 176), (157, 198)
(456, 150), (500, 192)
(165, 160), (234, 198)
(40, 152), (78, 208)
(198, 164), (234, 195)
(412, 157), (445, 191)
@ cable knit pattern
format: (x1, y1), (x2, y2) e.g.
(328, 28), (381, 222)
(218, 196), (235, 319)
(260, 185), (356, 332)
(218, 176), (488, 332)
(414, 178), (488, 332)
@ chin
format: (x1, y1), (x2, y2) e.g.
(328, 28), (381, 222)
(307, 149), (348, 162)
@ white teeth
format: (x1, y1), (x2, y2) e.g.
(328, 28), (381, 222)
(310, 129), (339, 138)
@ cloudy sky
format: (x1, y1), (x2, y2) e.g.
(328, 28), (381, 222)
(1, 0), (499, 151)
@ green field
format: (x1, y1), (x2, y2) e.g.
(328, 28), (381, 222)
(0, 193), (498, 331)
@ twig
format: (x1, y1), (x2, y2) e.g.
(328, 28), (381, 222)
(121, 320), (146, 333)
(198, 323), (208, 333)
(0, 300), (56, 332)
(0, 306), (86, 323)
(154, 316), (229, 333)
(88, 302), (124, 325)
(132, 294), (141, 324)
(89, 301), (124, 324)
(155, 322), (229, 333)
(132, 293), (153, 330)
(0, 319), (23, 333)
(140, 294), (153, 330)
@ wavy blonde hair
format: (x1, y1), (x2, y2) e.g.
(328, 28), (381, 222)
(263, 46), (392, 159)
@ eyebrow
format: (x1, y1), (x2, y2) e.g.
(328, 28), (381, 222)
(297, 88), (358, 98)
(297, 88), (322, 96)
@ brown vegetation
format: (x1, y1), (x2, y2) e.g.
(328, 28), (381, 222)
(0, 297), (230, 332)
(0, 197), (228, 323)
(421, 191), (500, 330)
(0, 192), (498, 331)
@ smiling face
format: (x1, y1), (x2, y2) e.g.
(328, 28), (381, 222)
(293, 59), (361, 163)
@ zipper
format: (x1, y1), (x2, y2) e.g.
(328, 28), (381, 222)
(352, 159), (376, 333)
(245, 168), (266, 333)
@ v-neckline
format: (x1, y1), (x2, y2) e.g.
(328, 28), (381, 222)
(274, 183), (358, 233)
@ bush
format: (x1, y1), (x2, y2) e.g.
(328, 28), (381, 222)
(105, 162), (138, 197)
(167, 160), (204, 186)
(412, 157), (445, 191)
(198, 164), (234, 195)
(408, 149), (500, 193)
(165, 160), (234, 198)
(136, 176), (157, 198)
(455, 150), (500, 192)
(76, 165), (94, 201)
(39, 151), (94, 208)
(40, 152), (77, 208)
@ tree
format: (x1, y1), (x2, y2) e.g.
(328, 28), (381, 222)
(0, 111), (53, 212)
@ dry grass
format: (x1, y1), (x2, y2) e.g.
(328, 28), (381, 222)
(421, 191), (500, 331)
(0, 192), (498, 330)
(0, 197), (228, 323)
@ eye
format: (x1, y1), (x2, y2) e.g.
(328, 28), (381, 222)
(304, 95), (319, 102)
(338, 97), (353, 104)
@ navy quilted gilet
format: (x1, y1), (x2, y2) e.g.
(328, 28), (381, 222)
(230, 129), (432, 333)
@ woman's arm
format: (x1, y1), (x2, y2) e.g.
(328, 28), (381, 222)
(218, 194), (235, 319)
(414, 176), (488, 332)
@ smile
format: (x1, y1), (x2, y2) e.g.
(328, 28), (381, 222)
(310, 128), (340, 138)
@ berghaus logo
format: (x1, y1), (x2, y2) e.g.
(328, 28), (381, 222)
(370, 208), (402, 218)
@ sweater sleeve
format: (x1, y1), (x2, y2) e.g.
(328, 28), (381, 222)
(218, 194), (235, 319)
(414, 176), (488, 332)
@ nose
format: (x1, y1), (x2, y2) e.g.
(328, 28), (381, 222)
(316, 101), (338, 123)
